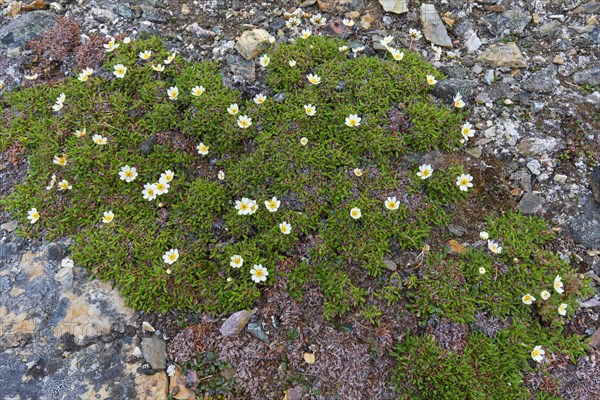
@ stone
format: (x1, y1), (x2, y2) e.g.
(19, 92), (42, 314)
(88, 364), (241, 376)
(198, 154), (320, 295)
(552, 55), (565, 64)
(420, 4), (453, 48)
(114, 4), (135, 19)
(142, 321), (156, 333)
(135, 372), (169, 400)
(187, 23), (216, 39)
(220, 310), (253, 336)
(169, 367), (195, 400)
(360, 14), (376, 29)
(383, 259), (397, 271)
(501, 10), (532, 34)
(181, 4), (191, 15)
(139, 135), (157, 155)
(554, 174), (568, 183)
(303, 353), (316, 364)
(517, 193), (544, 214)
(1, 220), (18, 233)
(573, 67), (600, 85)
(464, 30), (482, 53)
(317, 0), (366, 12)
(522, 66), (557, 93)
(226, 54), (256, 82)
(477, 43), (527, 68)
(538, 20), (561, 37)
(7, 47), (21, 59)
(285, 385), (303, 400)
(0, 11), (56, 48)
(440, 65), (467, 79)
(573, 2), (600, 14)
(431, 78), (476, 103)
(447, 240), (466, 254)
(465, 147), (482, 158)
(589, 329), (600, 348)
(44, 242), (63, 262)
(379, 0), (408, 14)
(589, 166), (600, 204)
(247, 322), (270, 343)
(235, 29), (272, 60)
(448, 224), (467, 236)
(526, 159), (541, 176)
(515, 137), (560, 158)
(54, 267), (74, 288)
(142, 336), (167, 370)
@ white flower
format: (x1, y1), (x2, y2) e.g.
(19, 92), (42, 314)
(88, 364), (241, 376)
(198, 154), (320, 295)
(289, 60), (297, 67)
(250, 264), (269, 283)
(409, 28), (422, 40)
(426, 75), (438, 85)
(237, 115), (252, 129)
(300, 137), (308, 146)
(92, 134), (108, 145)
(161, 170), (175, 183)
(73, 128), (86, 138)
(235, 197), (253, 215)
(230, 255), (243, 269)
(119, 165), (138, 182)
(162, 249), (179, 265)
(558, 303), (568, 316)
(353, 168), (363, 177)
(196, 142), (209, 156)
(143, 183), (158, 201)
(487, 240), (502, 254)
(265, 197), (281, 212)
(345, 114), (361, 127)
(339, 46), (349, 53)
(456, 174), (473, 192)
(307, 74), (321, 85)
(78, 73), (89, 82)
(154, 180), (170, 195)
(104, 38), (119, 52)
(102, 211), (114, 224)
(478, 267), (486, 275)
(390, 48), (404, 61)
(540, 290), (551, 300)
(304, 104), (316, 116)
(52, 102), (64, 112)
(342, 19), (354, 27)
(286, 16), (301, 29)
(431, 43), (442, 60)
(416, 164), (433, 179)
(352, 46), (365, 56)
(27, 208), (40, 224)
(227, 103), (239, 115)
(164, 52), (176, 64)
(259, 54), (270, 68)
(522, 293), (536, 305)
(310, 13), (326, 26)
(531, 346), (545, 363)
(300, 29), (312, 39)
(350, 207), (361, 220)
(248, 199), (258, 214)
(380, 35), (394, 47)
(479, 231), (489, 240)
(253, 93), (267, 104)
(218, 170), (225, 180)
(113, 64), (127, 79)
(123, 37), (131, 44)
(152, 64), (165, 72)
(461, 122), (475, 141)
(191, 85), (205, 97)
(24, 73), (39, 80)
(53, 154), (67, 166)
(57, 180), (72, 191)
(279, 221), (292, 234)
(46, 174), (57, 190)
(554, 275), (564, 294)
(453, 93), (465, 108)
(167, 86), (179, 100)
(385, 196), (399, 210)
(139, 50), (152, 60)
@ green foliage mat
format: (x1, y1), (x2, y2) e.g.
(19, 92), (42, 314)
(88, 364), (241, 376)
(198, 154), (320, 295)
(0, 35), (593, 399)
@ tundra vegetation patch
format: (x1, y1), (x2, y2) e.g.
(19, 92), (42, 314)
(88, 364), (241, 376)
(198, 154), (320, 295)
(0, 35), (592, 398)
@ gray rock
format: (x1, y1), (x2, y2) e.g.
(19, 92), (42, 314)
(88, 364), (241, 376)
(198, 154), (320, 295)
(511, 168), (532, 192)
(54, 268), (73, 288)
(537, 21), (561, 37)
(187, 23), (216, 39)
(484, 70), (495, 85)
(383, 259), (397, 271)
(226, 54), (256, 82)
(448, 224), (467, 237)
(477, 43), (527, 68)
(570, 195), (600, 248)
(7, 47), (21, 59)
(473, 64), (483, 74)
(286, 385), (303, 400)
(45, 243), (63, 263)
(515, 137), (560, 157)
(440, 65), (467, 79)
(274, 93), (287, 102)
(431, 78), (476, 103)
(527, 159), (541, 176)
(465, 147), (482, 158)
(220, 310), (253, 336)
(141, 336), (167, 370)
(522, 66), (557, 93)
(464, 30), (482, 53)
(247, 322), (269, 343)
(235, 29), (272, 60)
(590, 26), (600, 45)
(573, 2), (600, 14)
(1, 221), (17, 233)
(379, 0), (408, 14)
(420, 4), (453, 48)
(518, 193), (544, 214)
(114, 4), (135, 20)
(554, 174), (568, 184)
(502, 10), (532, 34)
(269, 17), (286, 31)
(573, 67), (600, 86)
(0, 11), (57, 49)
(0, 243), (16, 261)
(139, 135), (157, 155)
(589, 166), (600, 204)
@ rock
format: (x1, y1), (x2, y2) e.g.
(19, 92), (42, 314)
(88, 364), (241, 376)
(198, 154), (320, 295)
(383, 259), (397, 271)
(477, 43), (527, 68)
(465, 147), (482, 158)
(1, 220), (18, 233)
(0, 11), (56, 48)
(522, 66), (557, 93)
(142, 321), (156, 333)
(139, 135), (157, 155)
(379, 0), (408, 14)
(515, 137), (560, 158)
(235, 29), (272, 60)
(573, 2), (600, 14)
(517, 193), (544, 214)
(447, 240), (466, 254)
(220, 309), (253, 336)
(247, 322), (270, 343)
(431, 78), (476, 103)
(501, 10), (531, 34)
(464, 30), (482, 53)
(317, 0), (366, 12)
(538, 20), (561, 37)
(54, 267), (74, 288)
(187, 23), (216, 39)
(303, 353), (316, 364)
(226, 54), (256, 82)
(142, 336), (167, 370)
(285, 385), (303, 400)
(45, 242), (63, 262)
(135, 372), (169, 400)
(573, 67), (600, 85)
(554, 174), (568, 183)
(114, 4), (135, 19)
(552, 55), (565, 64)
(360, 14), (376, 29)
(440, 65), (467, 79)
(526, 159), (541, 176)
(169, 367), (195, 400)
(484, 70), (495, 85)
(589, 329), (600, 348)
(420, 4), (453, 48)
(448, 224), (467, 236)
(181, 4), (191, 15)
(7, 47), (21, 59)
(589, 166), (600, 204)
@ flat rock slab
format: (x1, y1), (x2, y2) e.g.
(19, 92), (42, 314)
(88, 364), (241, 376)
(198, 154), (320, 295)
(142, 336), (167, 370)
(573, 66), (600, 85)
(0, 11), (56, 49)
(235, 29), (271, 60)
(477, 42), (527, 68)
(379, 0), (408, 14)
(518, 193), (544, 214)
(570, 195), (600, 248)
(420, 4), (453, 48)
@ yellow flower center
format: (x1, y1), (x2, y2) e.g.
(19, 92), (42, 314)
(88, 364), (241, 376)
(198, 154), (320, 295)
(169, 254), (176, 261)
(254, 269), (264, 277)
(532, 350), (539, 357)
(33, 212), (39, 218)
(240, 203), (249, 211)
